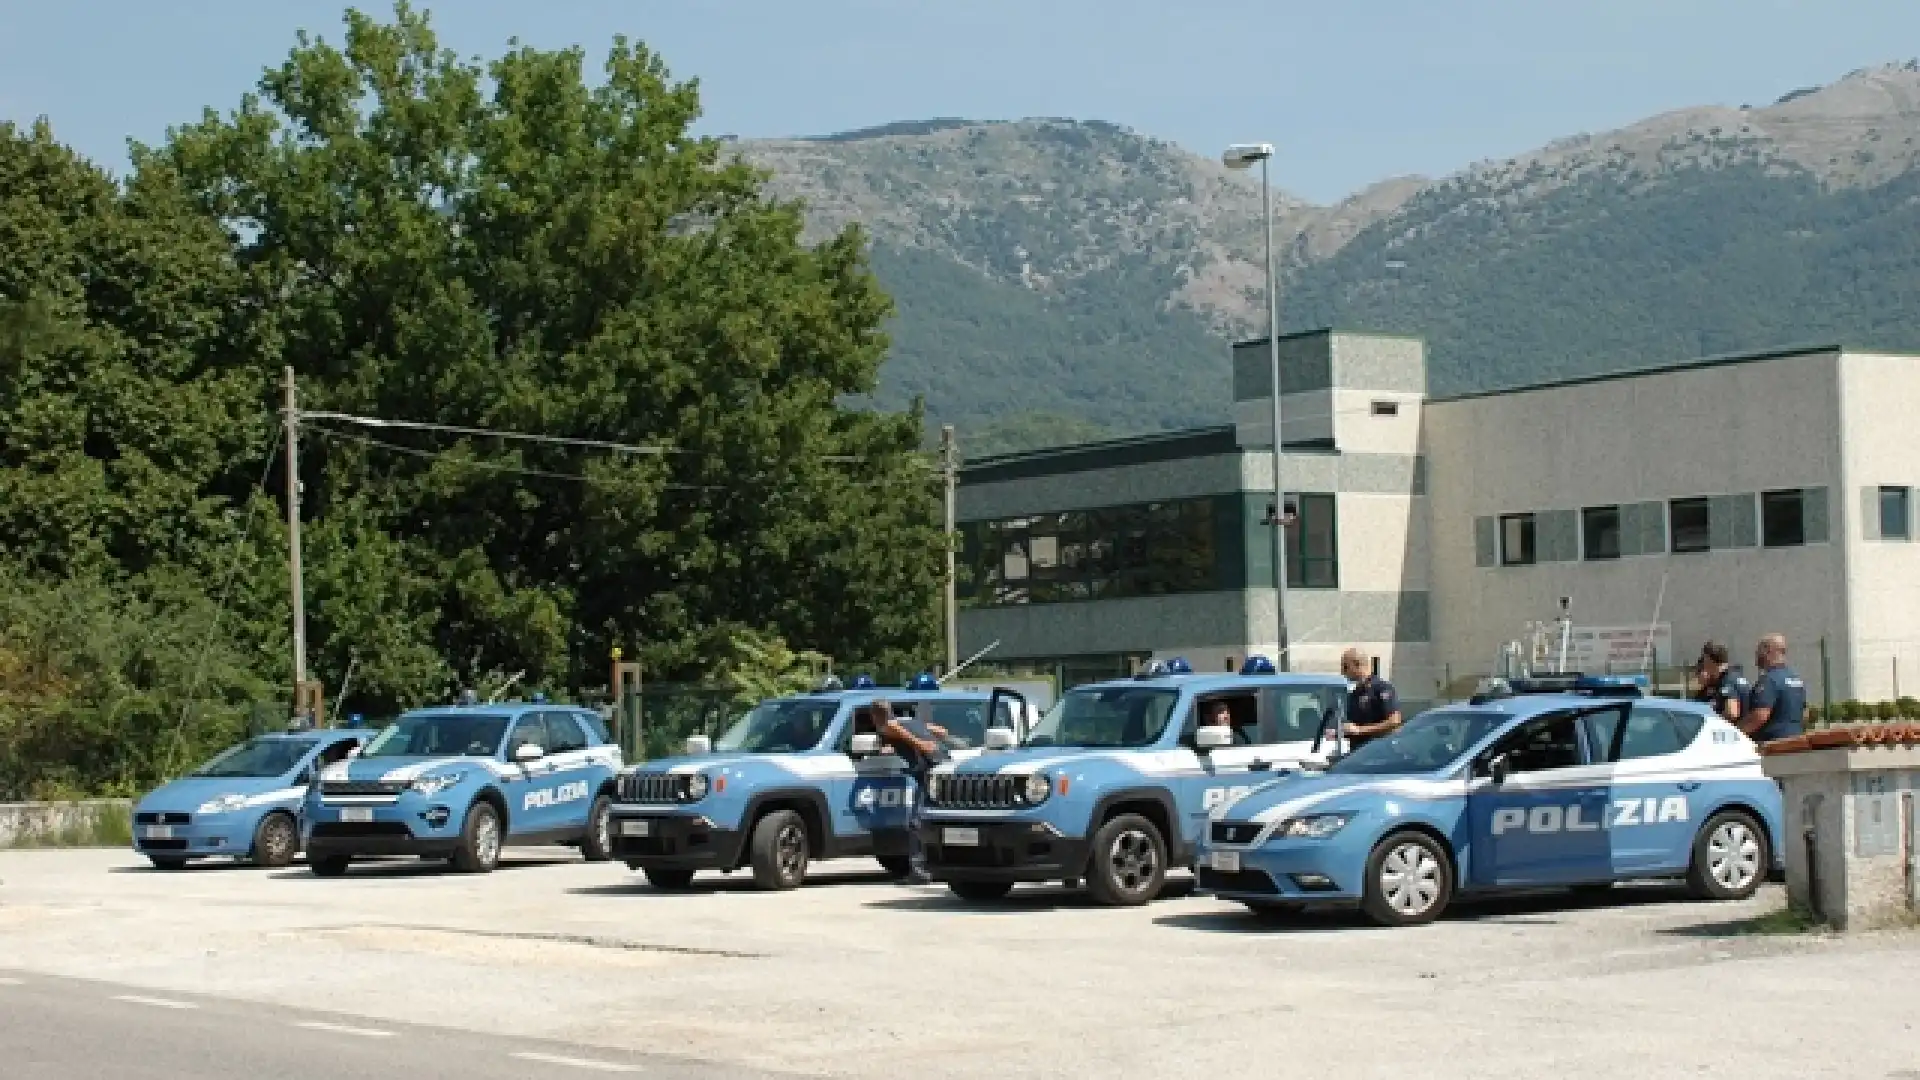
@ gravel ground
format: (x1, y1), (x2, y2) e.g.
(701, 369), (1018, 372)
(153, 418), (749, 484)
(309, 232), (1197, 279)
(2, 848), (1916, 1080)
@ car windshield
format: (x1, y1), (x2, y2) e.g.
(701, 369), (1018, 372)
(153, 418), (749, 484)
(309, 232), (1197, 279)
(894, 700), (992, 749)
(1326, 709), (1510, 775)
(192, 737), (316, 778)
(714, 699), (838, 753)
(361, 713), (511, 758)
(1023, 686), (1178, 749)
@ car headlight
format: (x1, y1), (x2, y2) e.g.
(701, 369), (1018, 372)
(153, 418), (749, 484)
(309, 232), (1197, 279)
(1019, 772), (1051, 805)
(411, 771), (467, 797)
(1276, 813), (1349, 839)
(196, 794), (247, 815)
(681, 773), (710, 802)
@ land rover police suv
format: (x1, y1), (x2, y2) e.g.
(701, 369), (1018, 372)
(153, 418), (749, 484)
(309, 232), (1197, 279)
(609, 675), (1020, 890)
(918, 658), (1349, 906)
(303, 701), (622, 876)
(1194, 683), (1786, 926)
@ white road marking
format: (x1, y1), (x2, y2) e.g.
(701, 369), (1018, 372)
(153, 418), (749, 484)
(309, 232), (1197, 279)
(295, 1020), (393, 1039)
(113, 994), (196, 1010)
(0, 977), (23, 986)
(511, 1050), (639, 1073)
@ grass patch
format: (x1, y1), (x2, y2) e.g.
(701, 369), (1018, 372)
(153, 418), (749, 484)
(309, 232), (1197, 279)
(1734, 904), (1829, 935)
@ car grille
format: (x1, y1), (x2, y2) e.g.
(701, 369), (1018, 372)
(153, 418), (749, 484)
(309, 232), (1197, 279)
(928, 772), (1021, 810)
(321, 780), (408, 798)
(1197, 867), (1279, 895)
(1211, 821), (1262, 845)
(616, 772), (681, 804)
(135, 812), (192, 825)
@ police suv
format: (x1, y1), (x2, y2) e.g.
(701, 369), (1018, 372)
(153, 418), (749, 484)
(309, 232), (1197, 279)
(608, 674), (1022, 891)
(918, 658), (1350, 906)
(1194, 675), (1786, 926)
(303, 700), (622, 876)
(132, 728), (367, 870)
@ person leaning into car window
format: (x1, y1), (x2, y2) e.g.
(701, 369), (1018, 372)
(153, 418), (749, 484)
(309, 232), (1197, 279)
(868, 699), (946, 886)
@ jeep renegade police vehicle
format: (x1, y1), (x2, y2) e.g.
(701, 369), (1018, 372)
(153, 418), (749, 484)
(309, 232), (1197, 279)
(609, 675), (1023, 890)
(918, 657), (1349, 906)
(303, 701), (622, 876)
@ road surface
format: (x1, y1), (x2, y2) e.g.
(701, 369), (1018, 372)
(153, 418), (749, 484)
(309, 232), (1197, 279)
(0, 967), (789, 1080)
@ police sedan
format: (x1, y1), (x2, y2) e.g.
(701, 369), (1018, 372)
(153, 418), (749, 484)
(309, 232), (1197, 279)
(132, 728), (367, 870)
(1194, 691), (1784, 926)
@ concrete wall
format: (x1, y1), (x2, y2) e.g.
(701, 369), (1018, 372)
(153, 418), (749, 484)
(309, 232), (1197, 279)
(0, 799), (133, 849)
(1423, 349), (1851, 695)
(1836, 352), (1920, 701)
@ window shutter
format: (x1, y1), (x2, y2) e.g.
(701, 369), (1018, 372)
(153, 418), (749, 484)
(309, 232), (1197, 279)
(1862, 486), (1882, 543)
(1474, 516), (1496, 568)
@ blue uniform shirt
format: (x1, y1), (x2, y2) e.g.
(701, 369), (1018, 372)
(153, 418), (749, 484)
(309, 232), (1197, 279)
(1747, 665), (1806, 742)
(1345, 675), (1400, 750)
(1700, 665), (1749, 718)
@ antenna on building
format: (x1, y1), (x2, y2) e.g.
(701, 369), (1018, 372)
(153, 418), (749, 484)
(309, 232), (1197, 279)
(1556, 596), (1573, 674)
(1639, 570), (1671, 677)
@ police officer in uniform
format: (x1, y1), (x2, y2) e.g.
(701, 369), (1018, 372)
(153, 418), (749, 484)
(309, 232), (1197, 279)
(1741, 633), (1806, 744)
(1340, 648), (1402, 753)
(1692, 641), (1748, 726)
(868, 699), (948, 886)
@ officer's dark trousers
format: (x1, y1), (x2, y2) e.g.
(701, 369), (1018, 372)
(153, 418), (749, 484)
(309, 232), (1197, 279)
(905, 765), (929, 876)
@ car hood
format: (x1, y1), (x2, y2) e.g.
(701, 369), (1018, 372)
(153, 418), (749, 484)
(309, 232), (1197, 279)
(324, 755), (507, 783)
(137, 774), (299, 812)
(941, 746), (1161, 775)
(1212, 768), (1463, 823)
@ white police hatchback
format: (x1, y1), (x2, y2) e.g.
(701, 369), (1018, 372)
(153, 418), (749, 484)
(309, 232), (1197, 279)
(1195, 685), (1785, 926)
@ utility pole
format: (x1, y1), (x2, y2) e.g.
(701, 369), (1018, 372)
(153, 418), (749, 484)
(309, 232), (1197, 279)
(283, 366), (308, 703)
(941, 424), (958, 674)
(1261, 153), (1292, 671)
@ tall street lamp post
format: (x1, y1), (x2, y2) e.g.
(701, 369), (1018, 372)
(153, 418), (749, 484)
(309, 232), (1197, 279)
(1222, 142), (1290, 669)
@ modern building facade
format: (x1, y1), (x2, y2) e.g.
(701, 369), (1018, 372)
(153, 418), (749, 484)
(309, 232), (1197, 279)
(956, 330), (1920, 709)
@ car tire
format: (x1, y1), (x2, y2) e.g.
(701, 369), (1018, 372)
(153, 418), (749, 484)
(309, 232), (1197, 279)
(877, 856), (913, 878)
(309, 855), (350, 878)
(947, 880), (1014, 901)
(643, 867), (696, 890)
(249, 811), (299, 869)
(450, 801), (503, 874)
(149, 857), (188, 872)
(1360, 830), (1453, 927)
(580, 795), (614, 863)
(1685, 809), (1769, 902)
(748, 809), (809, 890)
(1084, 813), (1168, 907)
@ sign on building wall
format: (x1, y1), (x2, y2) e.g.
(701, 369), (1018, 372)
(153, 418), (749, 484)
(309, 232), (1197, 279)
(1554, 623), (1673, 672)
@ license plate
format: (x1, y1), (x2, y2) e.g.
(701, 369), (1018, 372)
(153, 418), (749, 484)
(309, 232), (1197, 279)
(620, 820), (651, 837)
(942, 827), (980, 847)
(340, 807), (373, 823)
(1209, 850), (1242, 873)
(142, 825), (173, 840)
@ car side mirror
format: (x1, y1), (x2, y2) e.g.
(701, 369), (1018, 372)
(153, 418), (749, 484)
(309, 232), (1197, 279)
(1300, 752), (1329, 771)
(1194, 725), (1233, 751)
(983, 727), (1017, 751)
(514, 743), (545, 763)
(294, 768), (312, 786)
(685, 735), (712, 756)
(850, 732), (881, 756)
(1487, 753), (1510, 785)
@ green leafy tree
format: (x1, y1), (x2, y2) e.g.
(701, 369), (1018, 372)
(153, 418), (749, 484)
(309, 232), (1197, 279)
(157, 3), (943, 707)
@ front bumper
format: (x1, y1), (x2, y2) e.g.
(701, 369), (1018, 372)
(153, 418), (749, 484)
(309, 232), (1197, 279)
(130, 812), (252, 859)
(607, 807), (740, 870)
(302, 796), (466, 859)
(1192, 841), (1364, 902)
(921, 818), (1088, 882)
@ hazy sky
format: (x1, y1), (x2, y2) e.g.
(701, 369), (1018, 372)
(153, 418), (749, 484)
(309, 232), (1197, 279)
(3, 0), (1917, 204)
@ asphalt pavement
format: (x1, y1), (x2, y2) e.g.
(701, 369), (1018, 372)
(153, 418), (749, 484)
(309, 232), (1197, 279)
(0, 967), (792, 1080)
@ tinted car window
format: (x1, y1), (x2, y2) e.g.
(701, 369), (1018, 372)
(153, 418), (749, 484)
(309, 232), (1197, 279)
(544, 712), (588, 754)
(363, 713), (510, 758)
(1582, 704), (1693, 762)
(508, 714), (551, 756)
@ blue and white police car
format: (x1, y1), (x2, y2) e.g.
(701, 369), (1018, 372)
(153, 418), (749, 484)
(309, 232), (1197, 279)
(608, 674), (1024, 891)
(302, 701), (622, 876)
(918, 657), (1350, 906)
(132, 728), (367, 870)
(1194, 677), (1786, 927)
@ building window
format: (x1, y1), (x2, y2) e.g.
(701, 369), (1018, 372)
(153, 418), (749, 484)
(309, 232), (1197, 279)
(1880, 486), (1910, 541)
(1761, 489), (1805, 548)
(1499, 514), (1536, 566)
(1286, 493), (1339, 589)
(1581, 505), (1621, 561)
(958, 498), (1219, 607)
(1669, 498), (1711, 553)
(1370, 400), (1399, 417)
